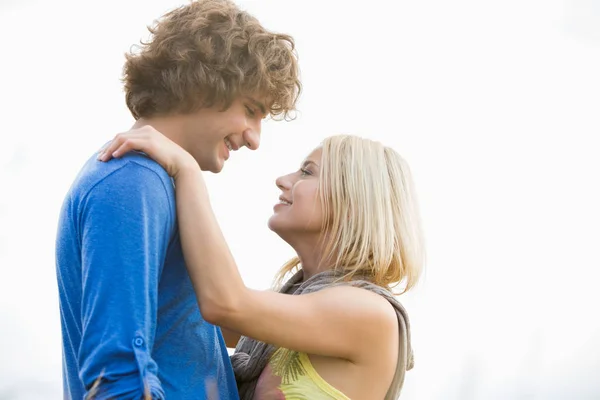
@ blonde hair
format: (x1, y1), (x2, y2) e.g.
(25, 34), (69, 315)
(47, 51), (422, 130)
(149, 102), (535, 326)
(274, 135), (425, 293)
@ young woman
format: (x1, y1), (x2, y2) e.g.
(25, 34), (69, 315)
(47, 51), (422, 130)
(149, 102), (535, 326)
(99, 127), (424, 400)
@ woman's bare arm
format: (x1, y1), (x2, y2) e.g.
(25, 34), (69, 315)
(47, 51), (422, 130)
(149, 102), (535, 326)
(175, 167), (397, 361)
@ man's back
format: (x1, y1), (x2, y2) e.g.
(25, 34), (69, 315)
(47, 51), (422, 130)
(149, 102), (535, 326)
(56, 151), (237, 399)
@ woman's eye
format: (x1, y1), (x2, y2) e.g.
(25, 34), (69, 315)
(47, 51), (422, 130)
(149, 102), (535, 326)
(245, 106), (256, 117)
(300, 168), (311, 176)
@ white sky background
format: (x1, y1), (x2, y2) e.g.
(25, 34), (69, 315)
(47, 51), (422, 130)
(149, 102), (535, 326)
(1, 0), (599, 398)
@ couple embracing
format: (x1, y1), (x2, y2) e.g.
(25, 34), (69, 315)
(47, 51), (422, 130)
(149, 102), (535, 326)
(56, 1), (424, 399)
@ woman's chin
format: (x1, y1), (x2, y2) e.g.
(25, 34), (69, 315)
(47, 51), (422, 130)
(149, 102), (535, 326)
(267, 216), (290, 240)
(267, 215), (279, 233)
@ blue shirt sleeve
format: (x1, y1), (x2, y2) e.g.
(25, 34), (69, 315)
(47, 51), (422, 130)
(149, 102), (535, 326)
(76, 161), (174, 399)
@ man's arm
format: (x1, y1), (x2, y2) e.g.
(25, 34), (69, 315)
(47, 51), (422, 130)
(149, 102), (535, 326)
(78, 162), (174, 399)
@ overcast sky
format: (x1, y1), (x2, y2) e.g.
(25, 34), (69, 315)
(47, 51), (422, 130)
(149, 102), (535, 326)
(1, 0), (599, 399)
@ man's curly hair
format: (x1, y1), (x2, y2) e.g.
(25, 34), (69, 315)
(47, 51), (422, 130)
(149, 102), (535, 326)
(123, 0), (301, 120)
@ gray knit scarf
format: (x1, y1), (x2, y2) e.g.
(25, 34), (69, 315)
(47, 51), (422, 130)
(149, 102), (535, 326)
(230, 269), (414, 400)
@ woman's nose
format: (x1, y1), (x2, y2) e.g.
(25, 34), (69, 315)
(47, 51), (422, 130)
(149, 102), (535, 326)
(276, 174), (292, 190)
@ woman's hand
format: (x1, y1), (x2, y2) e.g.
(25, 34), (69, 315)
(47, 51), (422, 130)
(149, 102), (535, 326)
(98, 125), (198, 178)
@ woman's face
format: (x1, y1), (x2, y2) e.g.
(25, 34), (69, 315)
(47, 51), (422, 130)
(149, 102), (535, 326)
(267, 147), (325, 244)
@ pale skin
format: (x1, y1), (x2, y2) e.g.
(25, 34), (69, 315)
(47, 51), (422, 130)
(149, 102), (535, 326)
(98, 127), (400, 399)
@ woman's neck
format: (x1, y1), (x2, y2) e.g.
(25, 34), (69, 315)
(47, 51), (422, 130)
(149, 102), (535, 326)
(295, 246), (335, 281)
(285, 232), (336, 281)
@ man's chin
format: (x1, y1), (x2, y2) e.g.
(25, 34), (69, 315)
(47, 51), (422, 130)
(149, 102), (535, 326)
(213, 159), (226, 173)
(200, 158), (224, 174)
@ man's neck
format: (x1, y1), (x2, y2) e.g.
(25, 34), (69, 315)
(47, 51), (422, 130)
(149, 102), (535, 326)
(132, 116), (185, 147)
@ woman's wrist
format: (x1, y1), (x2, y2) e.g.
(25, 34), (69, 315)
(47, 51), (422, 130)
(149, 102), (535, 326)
(173, 154), (201, 180)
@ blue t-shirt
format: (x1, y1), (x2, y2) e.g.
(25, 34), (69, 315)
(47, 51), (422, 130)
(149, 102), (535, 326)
(55, 151), (238, 399)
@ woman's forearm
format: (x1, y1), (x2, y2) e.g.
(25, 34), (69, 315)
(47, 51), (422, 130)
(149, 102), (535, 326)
(174, 166), (247, 324)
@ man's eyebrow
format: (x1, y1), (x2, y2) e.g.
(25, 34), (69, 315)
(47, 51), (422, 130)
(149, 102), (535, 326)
(245, 96), (267, 116)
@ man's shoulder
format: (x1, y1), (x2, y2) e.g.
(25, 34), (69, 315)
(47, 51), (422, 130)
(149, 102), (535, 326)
(70, 151), (174, 202)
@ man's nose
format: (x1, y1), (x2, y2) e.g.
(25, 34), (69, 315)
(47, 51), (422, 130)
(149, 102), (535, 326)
(242, 125), (261, 151)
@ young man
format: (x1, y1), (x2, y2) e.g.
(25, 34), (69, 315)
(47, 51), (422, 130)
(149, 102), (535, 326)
(55, 1), (300, 398)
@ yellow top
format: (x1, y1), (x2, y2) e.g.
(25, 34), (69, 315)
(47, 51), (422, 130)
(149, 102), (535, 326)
(253, 347), (351, 400)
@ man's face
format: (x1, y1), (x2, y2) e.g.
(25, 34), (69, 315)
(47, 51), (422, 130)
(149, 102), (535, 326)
(181, 96), (267, 173)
